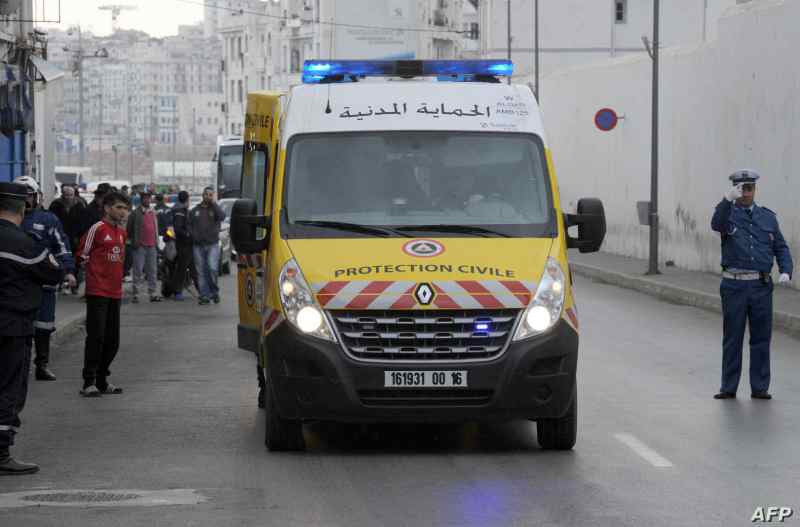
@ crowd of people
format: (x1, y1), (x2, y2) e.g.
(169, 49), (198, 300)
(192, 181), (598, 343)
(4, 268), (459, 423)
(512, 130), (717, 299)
(0, 178), (227, 475)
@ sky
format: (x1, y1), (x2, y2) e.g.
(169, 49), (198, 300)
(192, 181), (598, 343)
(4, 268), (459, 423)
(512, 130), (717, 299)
(35, 0), (204, 38)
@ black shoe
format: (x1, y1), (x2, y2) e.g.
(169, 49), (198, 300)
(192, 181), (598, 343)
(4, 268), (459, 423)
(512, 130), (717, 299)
(212, 294), (220, 304)
(35, 366), (56, 381)
(199, 297), (210, 305)
(0, 455), (39, 475)
(714, 391), (736, 399)
(751, 391), (772, 400)
(257, 386), (266, 409)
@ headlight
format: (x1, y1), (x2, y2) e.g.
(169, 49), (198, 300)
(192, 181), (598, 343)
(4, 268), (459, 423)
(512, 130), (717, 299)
(513, 256), (566, 340)
(278, 259), (336, 341)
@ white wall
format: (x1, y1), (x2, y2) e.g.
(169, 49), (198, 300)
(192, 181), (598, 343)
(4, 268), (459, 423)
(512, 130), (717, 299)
(543, 0), (798, 283)
(481, 0), (739, 81)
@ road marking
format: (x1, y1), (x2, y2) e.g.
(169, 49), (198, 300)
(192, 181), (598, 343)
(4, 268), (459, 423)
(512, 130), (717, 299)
(614, 433), (674, 468)
(0, 489), (206, 509)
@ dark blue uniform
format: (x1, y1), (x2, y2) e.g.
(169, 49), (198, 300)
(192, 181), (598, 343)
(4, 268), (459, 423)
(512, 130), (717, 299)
(711, 196), (793, 395)
(0, 207), (64, 453)
(21, 208), (75, 370)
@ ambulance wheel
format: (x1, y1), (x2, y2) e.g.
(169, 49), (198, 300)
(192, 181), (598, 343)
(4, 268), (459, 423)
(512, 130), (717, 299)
(536, 387), (577, 451)
(264, 370), (305, 452)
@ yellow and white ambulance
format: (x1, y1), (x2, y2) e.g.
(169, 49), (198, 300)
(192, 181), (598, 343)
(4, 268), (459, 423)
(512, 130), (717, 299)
(231, 60), (605, 451)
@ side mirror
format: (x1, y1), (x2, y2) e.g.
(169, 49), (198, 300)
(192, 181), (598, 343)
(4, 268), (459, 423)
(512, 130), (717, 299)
(565, 198), (606, 253)
(230, 198), (270, 255)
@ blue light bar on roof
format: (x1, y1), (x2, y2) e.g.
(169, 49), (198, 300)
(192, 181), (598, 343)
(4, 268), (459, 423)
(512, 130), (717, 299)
(302, 59), (514, 84)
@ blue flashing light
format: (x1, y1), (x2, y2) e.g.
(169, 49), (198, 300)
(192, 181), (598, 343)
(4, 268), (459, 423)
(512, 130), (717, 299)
(475, 323), (490, 331)
(302, 59), (514, 84)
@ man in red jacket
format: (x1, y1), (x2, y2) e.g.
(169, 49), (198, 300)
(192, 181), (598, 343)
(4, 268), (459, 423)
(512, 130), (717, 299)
(77, 192), (130, 397)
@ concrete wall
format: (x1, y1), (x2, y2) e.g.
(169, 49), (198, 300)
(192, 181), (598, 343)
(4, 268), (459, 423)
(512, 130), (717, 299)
(543, 0), (798, 283)
(480, 0), (739, 81)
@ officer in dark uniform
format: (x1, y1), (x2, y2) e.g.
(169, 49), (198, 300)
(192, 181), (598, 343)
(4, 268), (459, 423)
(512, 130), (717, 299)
(0, 182), (65, 475)
(16, 176), (77, 381)
(711, 170), (794, 400)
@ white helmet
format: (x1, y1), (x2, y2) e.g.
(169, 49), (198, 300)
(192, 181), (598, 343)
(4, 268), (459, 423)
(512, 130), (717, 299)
(14, 176), (40, 195)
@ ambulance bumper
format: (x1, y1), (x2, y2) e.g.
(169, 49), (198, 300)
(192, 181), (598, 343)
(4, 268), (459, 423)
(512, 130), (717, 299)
(264, 319), (578, 423)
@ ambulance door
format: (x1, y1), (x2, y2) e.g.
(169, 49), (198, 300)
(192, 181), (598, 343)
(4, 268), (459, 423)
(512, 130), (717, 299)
(236, 140), (270, 352)
(236, 93), (280, 353)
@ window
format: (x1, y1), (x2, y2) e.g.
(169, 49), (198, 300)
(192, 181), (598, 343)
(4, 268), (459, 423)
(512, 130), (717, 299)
(615, 0), (627, 23)
(238, 80), (243, 103)
(241, 143), (269, 214)
(284, 132), (555, 238)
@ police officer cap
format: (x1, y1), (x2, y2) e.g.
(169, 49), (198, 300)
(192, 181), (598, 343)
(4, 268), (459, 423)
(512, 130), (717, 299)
(0, 182), (29, 201)
(729, 169), (760, 184)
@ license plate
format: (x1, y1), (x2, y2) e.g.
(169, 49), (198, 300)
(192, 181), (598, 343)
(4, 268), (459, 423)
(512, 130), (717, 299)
(384, 371), (468, 388)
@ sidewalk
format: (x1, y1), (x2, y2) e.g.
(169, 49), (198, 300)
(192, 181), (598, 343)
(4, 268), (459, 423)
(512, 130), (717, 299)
(570, 252), (800, 338)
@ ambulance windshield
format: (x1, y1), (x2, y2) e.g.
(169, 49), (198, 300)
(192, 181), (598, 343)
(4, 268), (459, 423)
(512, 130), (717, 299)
(284, 132), (555, 238)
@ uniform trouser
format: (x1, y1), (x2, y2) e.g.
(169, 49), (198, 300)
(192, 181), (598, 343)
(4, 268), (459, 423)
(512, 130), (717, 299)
(132, 246), (158, 297)
(720, 278), (773, 394)
(33, 288), (57, 367)
(82, 296), (121, 389)
(193, 243), (220, 300)
(0, 336), (31, 449)
(168, 243), (194, 295)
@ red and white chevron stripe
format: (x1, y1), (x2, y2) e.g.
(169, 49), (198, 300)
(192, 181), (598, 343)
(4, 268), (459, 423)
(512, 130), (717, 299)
(312, 280), (537, 310)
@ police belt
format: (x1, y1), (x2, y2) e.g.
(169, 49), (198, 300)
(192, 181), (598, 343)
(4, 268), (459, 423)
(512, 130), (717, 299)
(722, 271), (762, 281)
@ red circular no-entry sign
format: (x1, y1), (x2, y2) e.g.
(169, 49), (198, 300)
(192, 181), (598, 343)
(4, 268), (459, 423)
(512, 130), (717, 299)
(594, 108), (619, 132)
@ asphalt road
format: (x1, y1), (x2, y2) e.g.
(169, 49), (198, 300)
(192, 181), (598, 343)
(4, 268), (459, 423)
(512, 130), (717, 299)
(2, 274), (799, 526)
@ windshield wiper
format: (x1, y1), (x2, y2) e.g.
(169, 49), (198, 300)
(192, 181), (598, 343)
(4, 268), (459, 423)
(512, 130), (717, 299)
(293, 220), (409, 238)
(395, 224), (511, 237)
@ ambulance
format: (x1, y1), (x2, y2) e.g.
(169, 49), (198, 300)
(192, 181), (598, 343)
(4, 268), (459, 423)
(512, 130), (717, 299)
(231, 60), (606, 451)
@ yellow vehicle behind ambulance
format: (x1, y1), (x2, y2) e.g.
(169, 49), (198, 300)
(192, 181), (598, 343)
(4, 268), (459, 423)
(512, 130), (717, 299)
(231, 60), (606, 451)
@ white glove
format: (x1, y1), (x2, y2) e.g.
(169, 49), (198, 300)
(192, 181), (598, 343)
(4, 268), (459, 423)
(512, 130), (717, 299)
(779, 273), (791, 284)
(726, 183), (743, 202)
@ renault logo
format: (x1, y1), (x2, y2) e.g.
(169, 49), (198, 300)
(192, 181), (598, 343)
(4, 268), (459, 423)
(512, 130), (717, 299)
(414, 283), (435, 306)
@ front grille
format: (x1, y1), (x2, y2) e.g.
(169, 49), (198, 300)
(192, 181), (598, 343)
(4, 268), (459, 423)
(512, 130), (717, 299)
(358, 389), (494, 407)
(330, 309), (520, 361)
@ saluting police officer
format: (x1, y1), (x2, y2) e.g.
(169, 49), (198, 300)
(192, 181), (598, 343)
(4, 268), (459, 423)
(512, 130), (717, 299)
(0, 182), (65, 475)
(711, 170), (794, 400)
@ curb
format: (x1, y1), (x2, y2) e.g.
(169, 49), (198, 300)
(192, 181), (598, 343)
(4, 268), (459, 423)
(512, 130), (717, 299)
(570, 262), (800, 339)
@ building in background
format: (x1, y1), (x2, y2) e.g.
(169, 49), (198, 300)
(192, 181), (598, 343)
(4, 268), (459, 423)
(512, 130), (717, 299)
(46, 22), (223, 181)
(1, 0), (63, 204)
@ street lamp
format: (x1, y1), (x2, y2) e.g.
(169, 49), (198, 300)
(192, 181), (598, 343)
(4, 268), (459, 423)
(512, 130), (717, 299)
(65, 25), (109, 167)
(642, 0), (661, 275)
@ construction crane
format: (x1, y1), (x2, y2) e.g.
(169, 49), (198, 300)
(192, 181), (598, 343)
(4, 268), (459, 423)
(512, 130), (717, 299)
(98, 4), (138, 33)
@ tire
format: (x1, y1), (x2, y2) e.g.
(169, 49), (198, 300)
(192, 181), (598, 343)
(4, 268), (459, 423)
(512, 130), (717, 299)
(536, 387), (577, 451)
(264, 365), (305, 452)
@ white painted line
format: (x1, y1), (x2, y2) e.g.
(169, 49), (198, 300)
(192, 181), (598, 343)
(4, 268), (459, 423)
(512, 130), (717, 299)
(614, 433), (674, 468)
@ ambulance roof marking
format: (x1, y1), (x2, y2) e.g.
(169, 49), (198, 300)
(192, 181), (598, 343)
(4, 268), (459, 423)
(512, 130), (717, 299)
(282, 82), (546, 145)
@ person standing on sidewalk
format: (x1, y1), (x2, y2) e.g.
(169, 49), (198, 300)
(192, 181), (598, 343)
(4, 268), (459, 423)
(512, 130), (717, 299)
(711, 170), (794, 400)
(16, 176), (77, 381)
(165, 191), (193, 301)
(77, 192), (130, 398)
(189, 187), (226, 305)
(0, 182), (65, 475)
(126, 191), (161, 303)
